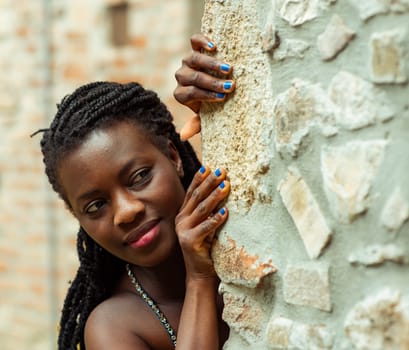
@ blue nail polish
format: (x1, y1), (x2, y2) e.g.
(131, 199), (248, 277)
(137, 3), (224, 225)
(199, 166), (206, 174)
(216, 93), (225, 99)
(215, 168), (222, 177)
(219, 207), (226, 216)
(223, 81), (232, 90)
(220, 63), (230, 72)
(207, 42), (215, 48)
(219, 181), (225, 189)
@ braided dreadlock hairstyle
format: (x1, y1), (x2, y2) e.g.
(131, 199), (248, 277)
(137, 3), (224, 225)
(39, 81), (201, 349)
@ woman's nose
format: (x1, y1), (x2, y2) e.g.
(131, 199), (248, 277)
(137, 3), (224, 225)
(113, 190), (145, 226)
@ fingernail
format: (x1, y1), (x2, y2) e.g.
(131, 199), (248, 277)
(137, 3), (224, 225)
(215, 168), (222, 177)
(207, 41), (215, 49)
(199, 165), (206, 174)
(219, 207), (226, 216)
(223, 81), (232, 90)
(219, 181), (225, 189)
(220, 63), (230, 72)
(216, 93), (225, 99)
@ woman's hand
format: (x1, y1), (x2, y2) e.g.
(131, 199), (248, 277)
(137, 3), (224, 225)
(175, 166), (230, 281)
(174, 34), (235, 141)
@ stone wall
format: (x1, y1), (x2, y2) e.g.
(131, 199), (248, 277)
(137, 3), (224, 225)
(200, 1), (409, 349)
(0, 1), (196, 349)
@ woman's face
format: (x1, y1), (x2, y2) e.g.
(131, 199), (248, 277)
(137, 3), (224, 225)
(57, 120), (186, 267)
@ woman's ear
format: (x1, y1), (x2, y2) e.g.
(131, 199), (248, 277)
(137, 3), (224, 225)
(168, 141), (184, 178)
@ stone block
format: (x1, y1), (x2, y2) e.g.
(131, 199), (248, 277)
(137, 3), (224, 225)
(212, 237), (276, 288)
(348, 244), (408, 266)
(273, 79), (338, 155)
(278, 0), (335, 27)
(266, 316), (334, 350)
(317, 14), (355, 61)
(321, 140), (388, 223)
(349, 0), (409, 20)
(349, 0), (389, 20)
(381, 187), (409, 232)
(345, 288), (409, 350)
(328, 71), (395, 130)
(278, 167), (332, 259)
(221, 289), (267, 342)
(370, 29), (407, 84)
(272, 38), (311, 61)
(283, 263), (331, 311)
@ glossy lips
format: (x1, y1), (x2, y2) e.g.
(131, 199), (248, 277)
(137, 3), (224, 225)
(125, 219), (160, 249)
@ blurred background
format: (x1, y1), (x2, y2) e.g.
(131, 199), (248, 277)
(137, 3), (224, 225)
(0, 1), (204, 348)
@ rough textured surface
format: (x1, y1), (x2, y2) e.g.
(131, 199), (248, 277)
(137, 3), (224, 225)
(266, 317), (335, 350)
(212, 237), (276, 288)
(200, 0), (409, 348)
(344, 289), (409, 350)
(200, 0), (275, 212)
(221, 288), (268, 343)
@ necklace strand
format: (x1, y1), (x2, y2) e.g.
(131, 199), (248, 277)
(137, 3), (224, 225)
(126, 264), (177, 348)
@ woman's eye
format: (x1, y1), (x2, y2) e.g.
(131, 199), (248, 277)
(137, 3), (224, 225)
(84, 200), (105, 214)
(130, 168), (152, 187)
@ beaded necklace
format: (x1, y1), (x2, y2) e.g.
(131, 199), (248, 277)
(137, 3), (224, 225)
(126, 264), (177, 348)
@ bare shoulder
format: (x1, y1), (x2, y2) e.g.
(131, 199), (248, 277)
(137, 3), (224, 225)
(84, 292), (166, 350)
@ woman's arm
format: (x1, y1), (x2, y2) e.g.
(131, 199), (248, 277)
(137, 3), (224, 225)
(175, 166), (230, 349)
(174, 34), (235, 140)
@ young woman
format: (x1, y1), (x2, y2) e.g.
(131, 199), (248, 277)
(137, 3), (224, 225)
(37, 34), (235, 349)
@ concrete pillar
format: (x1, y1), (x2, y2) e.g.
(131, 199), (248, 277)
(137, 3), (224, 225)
(200, 1), (409, 349)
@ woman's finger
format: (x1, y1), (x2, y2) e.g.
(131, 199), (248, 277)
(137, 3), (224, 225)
(173, 85), (227, 109)
(175, 65), (235, 93)
(182, 51), (233, 75)
(190, 33), (217, 52)
(189, 179), (230, 227)
(203, 207), (228, 244)
(178, 207), (229, 250)
(181, 167), (226, 214)
(180, 115), (201, 141)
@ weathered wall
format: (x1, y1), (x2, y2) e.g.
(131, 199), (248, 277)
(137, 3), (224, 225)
(0, 1), (197, 349)
(201, 1), (409, 349)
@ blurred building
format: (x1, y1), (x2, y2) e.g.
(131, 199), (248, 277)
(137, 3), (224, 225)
(0, 1), (202, 348)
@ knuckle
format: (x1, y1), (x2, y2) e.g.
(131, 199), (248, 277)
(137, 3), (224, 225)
(197, 202), (207, 215)
(200, 219), (216, 234)
(191, 33), (201, 43)
(185, 86), (196, 101)
(182, 53), (192, 66)
(192, 187), (201, 200)
(191, 71), (200, 84)
(174, 69), (183, 81)
(190, 52), (200, 67)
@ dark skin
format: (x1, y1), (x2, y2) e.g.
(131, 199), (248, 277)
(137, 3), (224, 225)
(58, 122), (230, 349)
(174, 34), (235, 141)
(57, 34), (235, 349)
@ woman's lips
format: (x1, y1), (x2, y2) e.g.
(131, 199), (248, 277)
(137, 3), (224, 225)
(126, 219), (160, 248)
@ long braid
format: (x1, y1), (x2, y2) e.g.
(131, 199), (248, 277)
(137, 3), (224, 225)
(38, 81), (201, 349)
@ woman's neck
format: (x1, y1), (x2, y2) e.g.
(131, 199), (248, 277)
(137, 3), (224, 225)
(127, 245), (186, 303)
